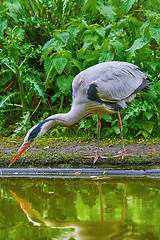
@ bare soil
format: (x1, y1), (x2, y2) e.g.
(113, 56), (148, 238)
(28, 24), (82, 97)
(0, 137), (160, 168)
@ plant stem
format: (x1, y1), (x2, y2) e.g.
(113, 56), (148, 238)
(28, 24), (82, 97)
(59, 94), (64, 113)
(16, 67), (27, 113)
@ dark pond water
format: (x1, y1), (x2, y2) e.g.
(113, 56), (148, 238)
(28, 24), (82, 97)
(0, 175), (160, 240)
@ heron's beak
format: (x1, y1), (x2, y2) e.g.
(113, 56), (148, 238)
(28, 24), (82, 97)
(8, 142), (31, 167)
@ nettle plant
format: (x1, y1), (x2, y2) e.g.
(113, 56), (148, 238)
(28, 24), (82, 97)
(0, 0), (160, 138)
(41, 0), (160, 138)
(0, 27), (46, 135)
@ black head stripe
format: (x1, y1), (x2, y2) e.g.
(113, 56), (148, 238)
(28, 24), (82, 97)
(28, 117), (68, 141)
(28, 119), (51, 141)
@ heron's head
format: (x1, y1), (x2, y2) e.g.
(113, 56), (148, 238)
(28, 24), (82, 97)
(8, 122), (44, 167)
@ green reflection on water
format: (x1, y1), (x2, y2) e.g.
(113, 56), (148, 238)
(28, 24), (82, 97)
(0, 177), (160, 240)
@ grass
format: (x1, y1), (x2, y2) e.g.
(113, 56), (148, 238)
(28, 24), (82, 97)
(0, 136), (160, 167)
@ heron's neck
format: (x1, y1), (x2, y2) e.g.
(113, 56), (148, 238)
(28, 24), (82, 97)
(40, 104), (86, 135)
(47, 112), (79, 127)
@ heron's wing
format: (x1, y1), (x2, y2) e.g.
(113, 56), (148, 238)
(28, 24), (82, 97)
(94, 63), (149, 102)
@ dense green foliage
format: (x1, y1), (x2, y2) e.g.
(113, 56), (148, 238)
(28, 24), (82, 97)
(0, 0), (160, 139)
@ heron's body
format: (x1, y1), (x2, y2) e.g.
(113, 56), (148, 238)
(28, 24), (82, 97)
(9, 62), (153, 167)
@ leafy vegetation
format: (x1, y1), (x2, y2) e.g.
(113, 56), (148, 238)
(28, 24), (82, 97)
(0, 0), (160, 139)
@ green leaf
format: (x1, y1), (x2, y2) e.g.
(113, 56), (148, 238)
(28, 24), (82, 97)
(0, 93), (15, 108)
(68, 25), (80, 44)
(71, 59), (82, 71)
(120, 0), (135, 14)
(53, 56), (67, 75)
(3, 61), (16, 74)
(150, 25), (160, 45)
(99, 51), (114, 63)
(146, 61), (157, 71)
(77, 41), (93, 59)
(7, 12), (18, 23)
(12, 111), (30, 137)
(140, 21), (150, 38)
(126, 37), (149, 61)
(12, 26), (24, 40)
(143, 123), (154, 133)
(44, 57), (56, 83)
(0, 19), (7, 37)
(51, 91), (61, 103)
(54, 40), (66, 52)
(44, 57), (53, 74)
(101, 114), (112, 122)
(127, 37), (149, 53)
(83, 0), (97, 15)
(42, 38), (55, 60)
(144, 111), (153, 120)
(82, 42), (92, 52)
(110, 40), (124, 55)
(25, 76), (45, 100)
(83, 55), (98, 68)
(113, 125), (120, 134)
(135, 130), (149, 138)
(57, 32), (69, 45)
(95, 26), (106, 38)
(56, 75), (74, 95)
(97, 1), (116, 22)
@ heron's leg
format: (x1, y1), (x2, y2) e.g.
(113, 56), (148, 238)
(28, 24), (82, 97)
(93, 115), (102, 163)
(117, 111), (126, 159)
(82, 115), (109, 163)
(112, 111), (135, 159)
(96, 115), (101, 157)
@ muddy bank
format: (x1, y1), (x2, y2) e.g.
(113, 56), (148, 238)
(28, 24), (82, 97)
(0, 137), (160, 168)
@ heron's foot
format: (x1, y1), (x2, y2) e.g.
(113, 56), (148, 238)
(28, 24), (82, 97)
(82, 154), (109, 164)
(112, 152), (135, 160)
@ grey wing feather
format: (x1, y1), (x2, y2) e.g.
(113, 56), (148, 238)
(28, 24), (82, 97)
(93, 62), (148, 102)
(71, 62), (151, 104)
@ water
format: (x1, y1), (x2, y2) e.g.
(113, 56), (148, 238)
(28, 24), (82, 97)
(0, 176), (160, 240)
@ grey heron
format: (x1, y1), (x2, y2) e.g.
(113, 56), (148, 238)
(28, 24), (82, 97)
(9, 61), (153, 167)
